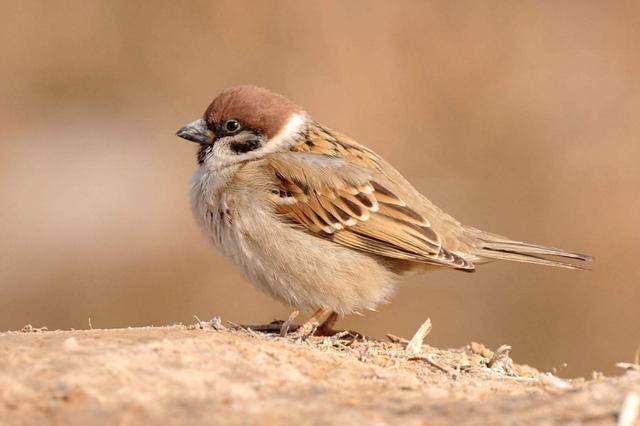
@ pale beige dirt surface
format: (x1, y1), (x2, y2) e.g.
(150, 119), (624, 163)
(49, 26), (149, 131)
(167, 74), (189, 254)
(0, 322), (639, 426)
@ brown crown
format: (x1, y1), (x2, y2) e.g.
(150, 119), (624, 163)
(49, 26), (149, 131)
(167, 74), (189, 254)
(204, 85), (305, 139)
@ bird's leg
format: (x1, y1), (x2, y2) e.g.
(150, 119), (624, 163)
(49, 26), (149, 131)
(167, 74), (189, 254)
(315, 311), (339, 336)
(287, 308), (329, 338)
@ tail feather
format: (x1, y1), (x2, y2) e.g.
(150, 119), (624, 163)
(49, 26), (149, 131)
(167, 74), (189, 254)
(464, 227), (593, 270)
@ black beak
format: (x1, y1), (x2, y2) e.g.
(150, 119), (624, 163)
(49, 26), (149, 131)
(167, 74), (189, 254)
(176, 118), (215, 144)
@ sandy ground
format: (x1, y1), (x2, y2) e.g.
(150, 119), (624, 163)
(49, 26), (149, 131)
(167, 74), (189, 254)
(1, 320), (639, 426)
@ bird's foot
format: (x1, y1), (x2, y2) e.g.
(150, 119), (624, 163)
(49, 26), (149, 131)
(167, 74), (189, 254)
(282, 308), (337, 339)
(286, 312), (322, 340)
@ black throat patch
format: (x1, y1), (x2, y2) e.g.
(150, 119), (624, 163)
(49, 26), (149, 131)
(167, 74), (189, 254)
(197, 145), (212, 165)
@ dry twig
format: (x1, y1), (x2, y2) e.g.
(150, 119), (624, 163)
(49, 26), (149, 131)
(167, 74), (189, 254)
(406, 318), (432, 355)
(487, 344), (512, 368)
(20, 324), (48, 333)
(386, 334), (409, 344)
(409, 354), (451, 375)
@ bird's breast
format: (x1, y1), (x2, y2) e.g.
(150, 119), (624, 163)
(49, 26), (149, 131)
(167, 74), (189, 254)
(190, 165), (241, 252)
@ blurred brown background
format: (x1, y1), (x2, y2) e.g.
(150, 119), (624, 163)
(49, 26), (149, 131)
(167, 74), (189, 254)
(1, 1), (638, 377)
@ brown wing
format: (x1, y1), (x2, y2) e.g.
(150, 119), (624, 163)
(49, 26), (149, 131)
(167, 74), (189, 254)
(265, 150), (474, 271)
(290, 123), (385, 170)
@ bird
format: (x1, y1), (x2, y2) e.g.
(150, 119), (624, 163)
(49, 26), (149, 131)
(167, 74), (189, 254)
(177, 85), (592, 336)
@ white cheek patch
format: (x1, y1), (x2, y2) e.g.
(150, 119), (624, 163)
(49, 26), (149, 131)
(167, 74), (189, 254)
(262, 113), (306, 153)
(203, 113), (308, 172)
(209, 137), (235, 162)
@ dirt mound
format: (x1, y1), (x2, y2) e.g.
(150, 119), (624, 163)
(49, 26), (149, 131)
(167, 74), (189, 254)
(1, 320), (639, 425)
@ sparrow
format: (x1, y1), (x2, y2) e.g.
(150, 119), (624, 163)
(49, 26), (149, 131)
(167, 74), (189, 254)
(177, 85), (591, 335)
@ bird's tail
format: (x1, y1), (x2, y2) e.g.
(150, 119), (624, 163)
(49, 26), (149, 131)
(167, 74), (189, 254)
(463, 226), (593, 270)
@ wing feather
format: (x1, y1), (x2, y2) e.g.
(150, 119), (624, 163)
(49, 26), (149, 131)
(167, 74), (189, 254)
(266, 145), (475, 271)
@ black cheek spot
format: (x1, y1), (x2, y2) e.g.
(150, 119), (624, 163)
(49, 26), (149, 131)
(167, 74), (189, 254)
(230, 139), (261, 154)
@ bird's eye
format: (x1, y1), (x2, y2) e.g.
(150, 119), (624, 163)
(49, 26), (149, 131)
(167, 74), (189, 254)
(224, 120), (240, 133)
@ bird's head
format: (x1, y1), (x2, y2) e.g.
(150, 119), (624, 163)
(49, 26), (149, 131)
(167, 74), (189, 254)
(177, 85), (308, 169)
